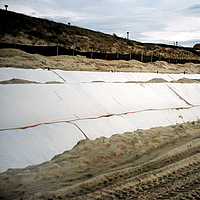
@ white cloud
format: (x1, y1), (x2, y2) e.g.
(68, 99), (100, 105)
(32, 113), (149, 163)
(141, 30), (200, 44)
(140, 12), (200, 46)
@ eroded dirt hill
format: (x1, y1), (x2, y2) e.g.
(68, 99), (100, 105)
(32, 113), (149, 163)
(0, 9), (200, 61)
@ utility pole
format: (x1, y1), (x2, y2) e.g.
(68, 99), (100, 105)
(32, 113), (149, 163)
(4, 4), (8, 11)
(127, 32), (129, 40)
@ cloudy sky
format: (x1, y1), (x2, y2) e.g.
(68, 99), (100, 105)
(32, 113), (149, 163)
(1, 0), (200, 47)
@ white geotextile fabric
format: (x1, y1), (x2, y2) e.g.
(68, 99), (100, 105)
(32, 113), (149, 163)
(74, 106), (200, 140)
(1, 68), (200, 172)
(1, 83), (195, 130)
(1, 68), (200, 83)
(0, 123), (86, 172)
(0, 68), (65, 83)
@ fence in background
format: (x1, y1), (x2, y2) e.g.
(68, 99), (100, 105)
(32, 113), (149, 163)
(1, 43), (200, 64)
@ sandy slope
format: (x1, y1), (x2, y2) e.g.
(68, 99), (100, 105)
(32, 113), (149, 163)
(0, 48), (200, 199)
(0, 121), (200, 199)
(1, 48), (200, 74)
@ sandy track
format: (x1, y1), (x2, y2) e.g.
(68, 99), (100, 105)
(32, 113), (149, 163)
(0, 120), (200, 199)
(71, 139), (200, 199)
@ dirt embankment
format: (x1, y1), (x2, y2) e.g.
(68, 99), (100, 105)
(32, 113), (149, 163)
(1, 9), (200, 61)
(1, 48), (200, 199)
(0, 120), (200, 199)
(1, 48), (200, 74)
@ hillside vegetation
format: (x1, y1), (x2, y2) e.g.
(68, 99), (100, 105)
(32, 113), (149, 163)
(0, 9), (199, 61)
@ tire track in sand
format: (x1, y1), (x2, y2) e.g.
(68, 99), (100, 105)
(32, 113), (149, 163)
(40, 126), (200, 199)
(1, 121), (200, 200)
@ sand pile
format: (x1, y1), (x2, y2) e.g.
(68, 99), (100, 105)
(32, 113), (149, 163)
(0, 120), (200, 199)
(1, 48), (200, 74)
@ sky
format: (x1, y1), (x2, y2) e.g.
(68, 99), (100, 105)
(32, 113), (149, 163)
(1, 0), (200, 47)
